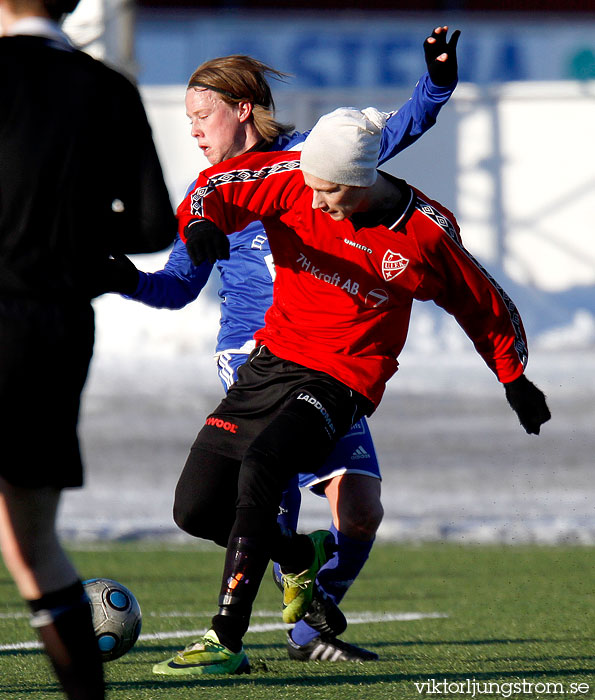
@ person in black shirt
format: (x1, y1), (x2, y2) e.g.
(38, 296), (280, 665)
(0, 1), (175, 697)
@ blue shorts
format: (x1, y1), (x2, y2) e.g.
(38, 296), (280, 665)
(216, 351), (380, 493)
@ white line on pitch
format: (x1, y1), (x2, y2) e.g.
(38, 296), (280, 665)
(0, 611), (447, 651)
(147, 609), (288, 618)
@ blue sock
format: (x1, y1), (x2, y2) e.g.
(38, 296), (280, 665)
(290, 523), (374, 646)
(273, 476), (301, 586)
(277, 475), (301, 534)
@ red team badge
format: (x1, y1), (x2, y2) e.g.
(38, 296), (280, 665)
(381, 250), (409, 281)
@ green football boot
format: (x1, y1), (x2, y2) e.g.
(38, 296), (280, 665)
(152, 629), (250, 676)
(281, 529), (335, 624)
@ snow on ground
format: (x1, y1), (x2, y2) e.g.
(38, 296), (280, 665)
(58, 280), (595, 544)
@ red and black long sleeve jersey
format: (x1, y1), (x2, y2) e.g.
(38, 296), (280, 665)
(178, 151), (527, 408)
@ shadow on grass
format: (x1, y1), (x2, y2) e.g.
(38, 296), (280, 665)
(0, 686), (62, 697)
(2, 669), (595, 697)
(1, 658), (593, 697)
(99, 667), (595, 692)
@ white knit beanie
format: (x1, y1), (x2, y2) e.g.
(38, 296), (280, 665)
(300, 107), (388, 187)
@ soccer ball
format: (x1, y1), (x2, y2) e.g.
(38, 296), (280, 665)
(83, 578), (142, 662)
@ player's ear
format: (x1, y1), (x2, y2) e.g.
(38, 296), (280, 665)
(237, 101), (254, 123)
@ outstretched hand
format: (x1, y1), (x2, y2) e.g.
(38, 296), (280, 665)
(86, 253), (139, 298)
(423, 26), (461, 86)
(504, 374), (551, 435)
(184, 218), (230, 266)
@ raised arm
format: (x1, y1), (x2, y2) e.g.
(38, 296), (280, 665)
(378, 26), (460, 165)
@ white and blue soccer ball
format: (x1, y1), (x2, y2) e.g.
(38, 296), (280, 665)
(83, 578), (142, 662)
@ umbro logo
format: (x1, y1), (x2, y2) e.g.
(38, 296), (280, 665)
(344, 238), (373, 254)
(351, 445), (370, 460)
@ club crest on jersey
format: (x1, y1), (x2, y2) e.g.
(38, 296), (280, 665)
(381, 250), (409, 281)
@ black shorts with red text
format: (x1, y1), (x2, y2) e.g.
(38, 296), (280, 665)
(193, 345), (374, 462)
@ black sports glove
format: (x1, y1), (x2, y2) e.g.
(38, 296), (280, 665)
(423, 26), (461, 87)
(504, 374), (551, 435)
(184, 219), (230, 266)
(86, 254), (139, 298)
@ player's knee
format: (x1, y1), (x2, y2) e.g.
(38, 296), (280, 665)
(172, 497), (198, 535)
(339, 499), (384, 541)
(172, 495), (229, 546)
(368, 499), (384, 536)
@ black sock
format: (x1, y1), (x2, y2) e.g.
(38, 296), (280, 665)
(211, 612), (247, 654)
(28, 581), (104, 700)
(212, 536), (270, 652)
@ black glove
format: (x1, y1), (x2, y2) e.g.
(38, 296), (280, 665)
(86, 254), (139, 298)
(504, 375), (551, 435)
(423, 26), (461, 87)
(184, 219), (230, 266)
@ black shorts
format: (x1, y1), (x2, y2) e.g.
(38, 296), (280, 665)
(174, 346), (374, 544)
(194, 345), (374, 463)
(0, 298), (94, 489)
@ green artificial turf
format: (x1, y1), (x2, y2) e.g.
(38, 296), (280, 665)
(1, 542), (593, 699)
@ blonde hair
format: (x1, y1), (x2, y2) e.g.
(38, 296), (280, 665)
(187, 55), (294, 143)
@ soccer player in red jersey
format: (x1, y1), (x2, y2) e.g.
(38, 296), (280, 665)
(153, 105), (550, 676)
